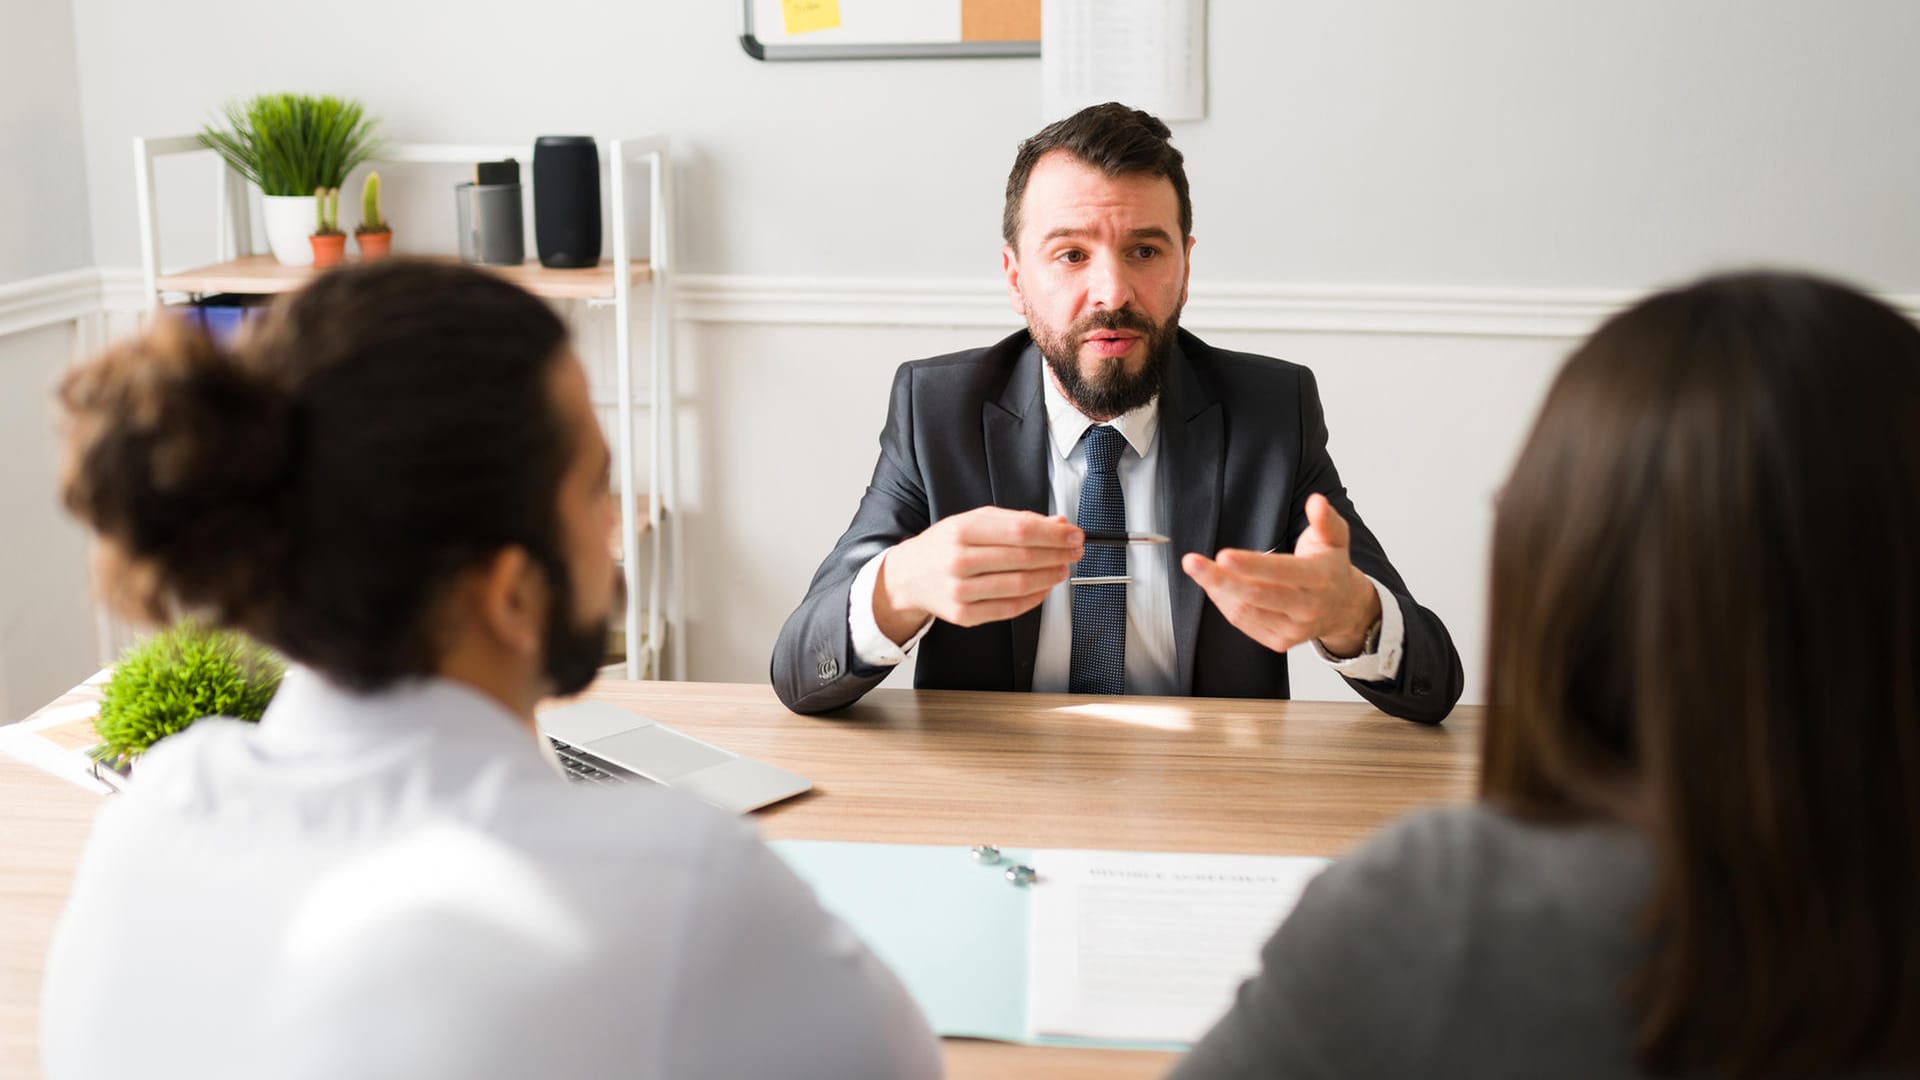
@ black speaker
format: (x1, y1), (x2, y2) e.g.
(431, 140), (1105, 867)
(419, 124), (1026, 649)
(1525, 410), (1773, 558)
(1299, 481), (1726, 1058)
(533, 136), (602, 269)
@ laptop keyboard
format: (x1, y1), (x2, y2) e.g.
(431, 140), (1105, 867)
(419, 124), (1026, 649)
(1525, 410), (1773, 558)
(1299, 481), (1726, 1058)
(549, 737), (642, 785)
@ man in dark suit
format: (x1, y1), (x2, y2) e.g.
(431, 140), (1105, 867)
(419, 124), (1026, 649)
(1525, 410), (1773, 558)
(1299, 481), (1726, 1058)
(772, 104), (1462, 724)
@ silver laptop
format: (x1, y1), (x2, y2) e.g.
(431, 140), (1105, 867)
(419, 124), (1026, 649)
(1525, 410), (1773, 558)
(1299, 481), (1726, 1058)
(537, 700), (812, 814)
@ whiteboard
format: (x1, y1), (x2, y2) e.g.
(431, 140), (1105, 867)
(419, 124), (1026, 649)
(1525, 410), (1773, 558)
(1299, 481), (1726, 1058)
(740, 0), (1040, 61)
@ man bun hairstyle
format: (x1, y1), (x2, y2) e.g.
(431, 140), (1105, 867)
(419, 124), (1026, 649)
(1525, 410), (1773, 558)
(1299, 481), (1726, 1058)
(60, 260), (574, 690)
(1002, 102), (1192, 248)
(61, 315), (293, 629)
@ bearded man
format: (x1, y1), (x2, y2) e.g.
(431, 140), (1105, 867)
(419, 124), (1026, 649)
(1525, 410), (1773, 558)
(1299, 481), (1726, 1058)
(771, 103), (1462, 724)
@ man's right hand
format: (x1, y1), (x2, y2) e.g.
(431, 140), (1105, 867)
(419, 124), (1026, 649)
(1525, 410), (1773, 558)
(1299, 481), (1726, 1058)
(872, 507), (1084, 645)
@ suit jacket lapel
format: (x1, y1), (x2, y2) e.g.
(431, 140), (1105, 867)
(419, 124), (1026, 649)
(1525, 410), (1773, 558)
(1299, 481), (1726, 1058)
(1161, 333), (1222, 694)
(984, 340), (1050, 691)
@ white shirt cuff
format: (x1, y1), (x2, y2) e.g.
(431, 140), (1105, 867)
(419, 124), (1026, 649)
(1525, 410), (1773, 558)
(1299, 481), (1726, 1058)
(848, 547), (934, 669)
(1312, 575), (1404, 684)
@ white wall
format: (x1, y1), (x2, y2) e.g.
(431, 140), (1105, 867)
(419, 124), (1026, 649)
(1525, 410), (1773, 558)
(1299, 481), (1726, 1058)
(68, 1), (1920, 288)
(15, 0), (1920, 709)
(0, 0), (100, 722)
(0, 324), (100, 723)
(2, 0), (93, 282)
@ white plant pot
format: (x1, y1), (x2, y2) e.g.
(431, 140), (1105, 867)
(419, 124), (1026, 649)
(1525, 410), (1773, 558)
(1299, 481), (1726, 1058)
(261, 194), (317, 267)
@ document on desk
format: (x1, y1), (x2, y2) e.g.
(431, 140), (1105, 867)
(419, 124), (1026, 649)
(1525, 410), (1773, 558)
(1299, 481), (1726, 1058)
(772, 840), (1328, 1049)
(1026, 850), (1329, 1044)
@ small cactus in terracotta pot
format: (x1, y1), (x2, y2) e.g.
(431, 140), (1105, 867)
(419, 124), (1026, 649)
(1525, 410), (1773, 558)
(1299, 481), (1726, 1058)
(309, 186), (346, 268)
(355, 171), (392, 260)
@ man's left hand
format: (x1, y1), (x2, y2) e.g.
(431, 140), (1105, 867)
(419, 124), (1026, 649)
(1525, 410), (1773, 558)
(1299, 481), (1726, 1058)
(1181, 494), (1383, 658)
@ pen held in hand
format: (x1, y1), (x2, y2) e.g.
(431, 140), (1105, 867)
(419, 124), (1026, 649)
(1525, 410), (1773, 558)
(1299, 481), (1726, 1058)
(1080, 530), (1169, 546)
(1067, 531), (1164, 584)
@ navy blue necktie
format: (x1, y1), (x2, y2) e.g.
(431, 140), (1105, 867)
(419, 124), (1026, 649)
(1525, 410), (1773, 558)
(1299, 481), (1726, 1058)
(1070, 425), (1127, 694)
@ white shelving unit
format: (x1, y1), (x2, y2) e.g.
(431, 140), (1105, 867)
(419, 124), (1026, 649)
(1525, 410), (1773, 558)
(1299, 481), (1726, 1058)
(131, 135), (681, 681)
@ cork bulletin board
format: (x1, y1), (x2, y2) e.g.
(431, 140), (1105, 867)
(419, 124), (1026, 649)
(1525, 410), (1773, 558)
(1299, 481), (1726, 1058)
(741, 0), (1041, 60)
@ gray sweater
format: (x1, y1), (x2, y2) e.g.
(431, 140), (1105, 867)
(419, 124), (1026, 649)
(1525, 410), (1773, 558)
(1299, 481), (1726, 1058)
(1170, 803), (1663, 1079)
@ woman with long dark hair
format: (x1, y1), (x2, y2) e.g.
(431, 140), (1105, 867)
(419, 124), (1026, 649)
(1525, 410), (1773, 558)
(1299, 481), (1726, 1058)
(1171, 271), (1920, 1078)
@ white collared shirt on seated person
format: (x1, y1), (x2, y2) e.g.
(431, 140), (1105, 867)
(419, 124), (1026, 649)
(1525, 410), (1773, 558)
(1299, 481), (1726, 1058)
(40, 667), (939, 1080)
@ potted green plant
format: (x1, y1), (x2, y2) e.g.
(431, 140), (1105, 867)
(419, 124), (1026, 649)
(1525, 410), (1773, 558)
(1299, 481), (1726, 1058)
(90, 620), (283, 787)
(355, 171), (392, 259)
(310, 186), (346, 267)
(197, 93), (381, 267)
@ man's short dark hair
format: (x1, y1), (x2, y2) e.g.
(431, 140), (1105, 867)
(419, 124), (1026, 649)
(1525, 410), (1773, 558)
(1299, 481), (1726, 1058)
(1001, 102), (1192, 248)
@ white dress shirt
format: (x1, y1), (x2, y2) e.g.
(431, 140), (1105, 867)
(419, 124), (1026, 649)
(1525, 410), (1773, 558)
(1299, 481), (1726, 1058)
(850, 360), (1404, 688)
(41, 667), (939, 1080)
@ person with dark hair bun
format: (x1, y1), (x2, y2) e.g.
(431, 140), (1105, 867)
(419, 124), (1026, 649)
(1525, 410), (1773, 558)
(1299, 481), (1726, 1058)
(40, 260), (939, 1080)
(1168, 271), (1920, 1078)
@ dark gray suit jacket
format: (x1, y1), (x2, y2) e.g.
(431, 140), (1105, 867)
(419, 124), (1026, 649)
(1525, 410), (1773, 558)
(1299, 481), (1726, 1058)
(770, 329), (1463, 723)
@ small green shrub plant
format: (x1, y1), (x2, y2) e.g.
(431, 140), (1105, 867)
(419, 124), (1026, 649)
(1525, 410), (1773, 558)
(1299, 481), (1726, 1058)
(92, 621), (284, 768)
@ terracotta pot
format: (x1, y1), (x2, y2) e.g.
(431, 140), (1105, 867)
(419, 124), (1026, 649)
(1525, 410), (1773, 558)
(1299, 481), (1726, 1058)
(355, 229), (392, 260)
(309, 233), (347, 269)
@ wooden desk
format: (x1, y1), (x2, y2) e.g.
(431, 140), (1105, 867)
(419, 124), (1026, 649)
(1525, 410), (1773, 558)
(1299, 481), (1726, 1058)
(0, 681), (1482, 1079)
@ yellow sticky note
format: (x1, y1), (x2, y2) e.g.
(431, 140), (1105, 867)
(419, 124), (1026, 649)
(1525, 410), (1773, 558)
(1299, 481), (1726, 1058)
(782, 0), (841, 35)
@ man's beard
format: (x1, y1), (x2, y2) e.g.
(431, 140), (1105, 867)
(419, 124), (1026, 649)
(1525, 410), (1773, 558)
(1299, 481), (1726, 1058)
(541, 558), (617, 697)
(1030, 304), (1181, 420)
